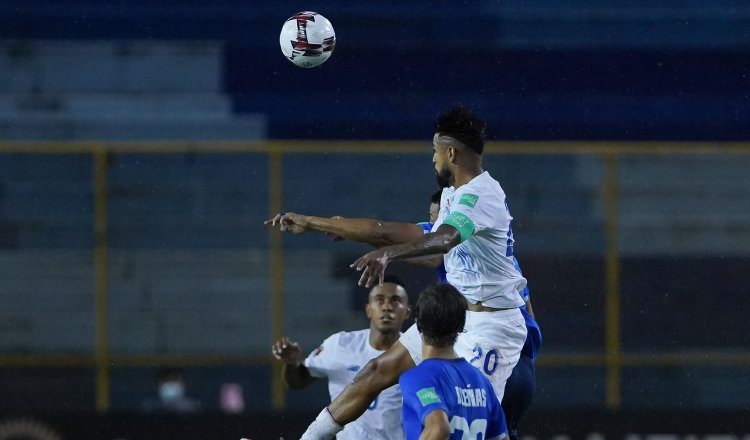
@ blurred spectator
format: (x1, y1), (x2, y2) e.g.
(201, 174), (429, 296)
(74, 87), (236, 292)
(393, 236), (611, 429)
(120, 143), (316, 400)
(219, 383), (245, 414)
(141, 368), (202, 414)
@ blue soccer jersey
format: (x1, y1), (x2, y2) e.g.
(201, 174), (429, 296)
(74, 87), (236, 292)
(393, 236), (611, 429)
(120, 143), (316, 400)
(513, 257), (542, 360)
(400, 358), (507, 440)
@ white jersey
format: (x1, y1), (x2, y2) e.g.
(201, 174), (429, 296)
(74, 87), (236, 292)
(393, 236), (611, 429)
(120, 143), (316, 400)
(433, 171), (526, 309)
(304, 329), (404, 440)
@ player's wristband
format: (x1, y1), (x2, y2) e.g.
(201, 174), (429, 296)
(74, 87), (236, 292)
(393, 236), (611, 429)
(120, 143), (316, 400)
(300, 408), (343, 440)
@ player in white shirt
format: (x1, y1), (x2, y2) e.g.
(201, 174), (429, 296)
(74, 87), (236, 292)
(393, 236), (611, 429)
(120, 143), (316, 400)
(268, 105), (527, 440)
(271, 278), (411, 440)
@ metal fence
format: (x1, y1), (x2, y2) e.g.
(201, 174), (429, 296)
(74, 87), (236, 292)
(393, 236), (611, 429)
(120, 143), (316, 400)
(1, 140), (749, 412)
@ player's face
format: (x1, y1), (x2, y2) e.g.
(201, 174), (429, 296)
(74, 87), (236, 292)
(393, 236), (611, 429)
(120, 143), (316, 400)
(435, 170), (451, 189)
(432, 135), (452, 184)
(366, 283), (410, 333)
(429, 202), (439, 223)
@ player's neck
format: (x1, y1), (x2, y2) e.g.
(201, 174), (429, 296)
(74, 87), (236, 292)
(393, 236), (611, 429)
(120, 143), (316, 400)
(369, 329), (400, 351)
(452, 164), (483, 188)
(422, 345), (459, 361)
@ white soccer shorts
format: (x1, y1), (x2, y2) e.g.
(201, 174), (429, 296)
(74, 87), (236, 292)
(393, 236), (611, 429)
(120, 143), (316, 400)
(399, 308), (527, 403)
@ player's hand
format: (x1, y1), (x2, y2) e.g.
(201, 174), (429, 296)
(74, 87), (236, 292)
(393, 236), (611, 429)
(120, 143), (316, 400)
(272, 337), (304, 365)
(264, 212), (309, 234)
(351, 248), (390, 288)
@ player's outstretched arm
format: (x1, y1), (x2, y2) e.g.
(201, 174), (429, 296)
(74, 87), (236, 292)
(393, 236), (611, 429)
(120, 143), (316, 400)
(299, 342), (415, 440)
(352, 224), (461, 287)
(266, 212), (424, 247)
(329, 341), (415, 422)
(272, 337), (316, 389)
(419, 411), (451, 440)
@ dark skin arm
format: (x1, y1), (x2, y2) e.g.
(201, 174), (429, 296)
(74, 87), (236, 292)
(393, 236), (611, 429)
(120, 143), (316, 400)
(265, 212), (425, 248)
(327, 341), (415, 426)
(351, 224), (461, 287)
(420, 411), (451, 440)
(272, 337), (317, 389)
(265, 212), (444, 268)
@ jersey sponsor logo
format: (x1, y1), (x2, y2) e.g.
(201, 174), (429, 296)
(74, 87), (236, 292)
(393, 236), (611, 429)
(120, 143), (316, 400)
(416, 387), (441, 406)
(455, 386), (487, 407)
(347, 365), (360, 372)
(458, 193), (479, 208)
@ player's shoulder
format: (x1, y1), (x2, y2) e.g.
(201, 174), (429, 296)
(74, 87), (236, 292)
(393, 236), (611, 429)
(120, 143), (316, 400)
(409, 359), (453, 385)
(462, 361), (495, 390)
(331, 328), (370, 350)
(400, 363), (437, 391)
(448, 358), (483, 379)
(459, 172), (504, 201)
(404, 358), (439, 377)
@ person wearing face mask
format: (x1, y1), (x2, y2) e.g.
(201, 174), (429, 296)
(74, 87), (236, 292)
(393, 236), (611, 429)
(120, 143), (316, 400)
(141, 368), (202, 414)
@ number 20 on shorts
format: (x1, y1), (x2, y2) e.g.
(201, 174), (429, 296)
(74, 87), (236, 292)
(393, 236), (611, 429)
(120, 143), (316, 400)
(469, 345), (499, 376)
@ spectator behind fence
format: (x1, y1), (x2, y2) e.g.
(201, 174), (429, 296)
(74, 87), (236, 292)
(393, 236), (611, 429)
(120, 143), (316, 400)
(141, 368), (202, 414)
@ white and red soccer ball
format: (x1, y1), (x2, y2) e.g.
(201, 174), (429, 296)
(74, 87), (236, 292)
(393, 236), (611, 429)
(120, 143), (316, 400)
(279, 11), (336, 68)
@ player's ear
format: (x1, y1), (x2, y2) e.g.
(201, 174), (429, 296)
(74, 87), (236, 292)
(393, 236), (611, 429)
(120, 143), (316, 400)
(448, 145), (459, 163)
(365, 302), (372, 319)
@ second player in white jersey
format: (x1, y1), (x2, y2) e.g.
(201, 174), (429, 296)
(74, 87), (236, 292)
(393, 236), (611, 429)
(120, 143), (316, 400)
(270, 279), (411, 440)
(306, 329), (404, 440)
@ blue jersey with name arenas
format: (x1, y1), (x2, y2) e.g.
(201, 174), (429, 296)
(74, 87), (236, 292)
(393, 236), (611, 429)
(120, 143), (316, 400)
(400, 358), (507, 440)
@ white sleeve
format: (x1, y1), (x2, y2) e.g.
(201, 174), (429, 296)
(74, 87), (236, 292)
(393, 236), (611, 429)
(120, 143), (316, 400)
(304, 333), (340, 379)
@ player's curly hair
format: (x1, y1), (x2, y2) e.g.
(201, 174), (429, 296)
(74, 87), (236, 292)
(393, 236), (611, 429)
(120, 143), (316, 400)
(415, 284), (467, 348)
(434, 105), (486, 155)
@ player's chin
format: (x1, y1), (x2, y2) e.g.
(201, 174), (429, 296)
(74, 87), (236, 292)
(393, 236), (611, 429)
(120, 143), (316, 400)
(375, 321), (400, 332)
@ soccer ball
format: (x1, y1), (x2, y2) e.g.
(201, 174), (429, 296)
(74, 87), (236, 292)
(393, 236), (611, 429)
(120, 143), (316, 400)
(279, 11), (336, 68)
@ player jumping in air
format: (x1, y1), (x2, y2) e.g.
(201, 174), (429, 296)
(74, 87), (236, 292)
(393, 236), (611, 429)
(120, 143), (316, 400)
(268, 106), (527, 440)
(270, 190), (541, 440)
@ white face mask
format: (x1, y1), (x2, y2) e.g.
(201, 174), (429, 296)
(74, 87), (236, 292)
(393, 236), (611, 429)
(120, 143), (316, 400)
(159, 382), (185, 401)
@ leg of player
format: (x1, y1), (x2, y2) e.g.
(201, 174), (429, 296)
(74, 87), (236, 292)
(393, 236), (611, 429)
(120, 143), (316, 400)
(501, 353), (535, 440)
(300, 342), (415, 440)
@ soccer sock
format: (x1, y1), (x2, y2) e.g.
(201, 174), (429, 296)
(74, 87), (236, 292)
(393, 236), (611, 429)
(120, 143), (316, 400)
(299, 407), (343, 440)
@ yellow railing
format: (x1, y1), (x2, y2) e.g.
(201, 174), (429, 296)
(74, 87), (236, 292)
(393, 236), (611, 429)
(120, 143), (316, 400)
(2, 140), (750, 412)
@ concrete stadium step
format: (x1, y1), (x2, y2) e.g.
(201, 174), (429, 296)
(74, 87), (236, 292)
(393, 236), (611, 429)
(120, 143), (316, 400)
(0, 93), (232, 120)
(0, 114), (267, 140)
(0, 310), (94, 353)
(496, 0), (750, 48)
(0, 247), (358, 354)
(0, 40), (222, 94)
(618, 156), (750, 191)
